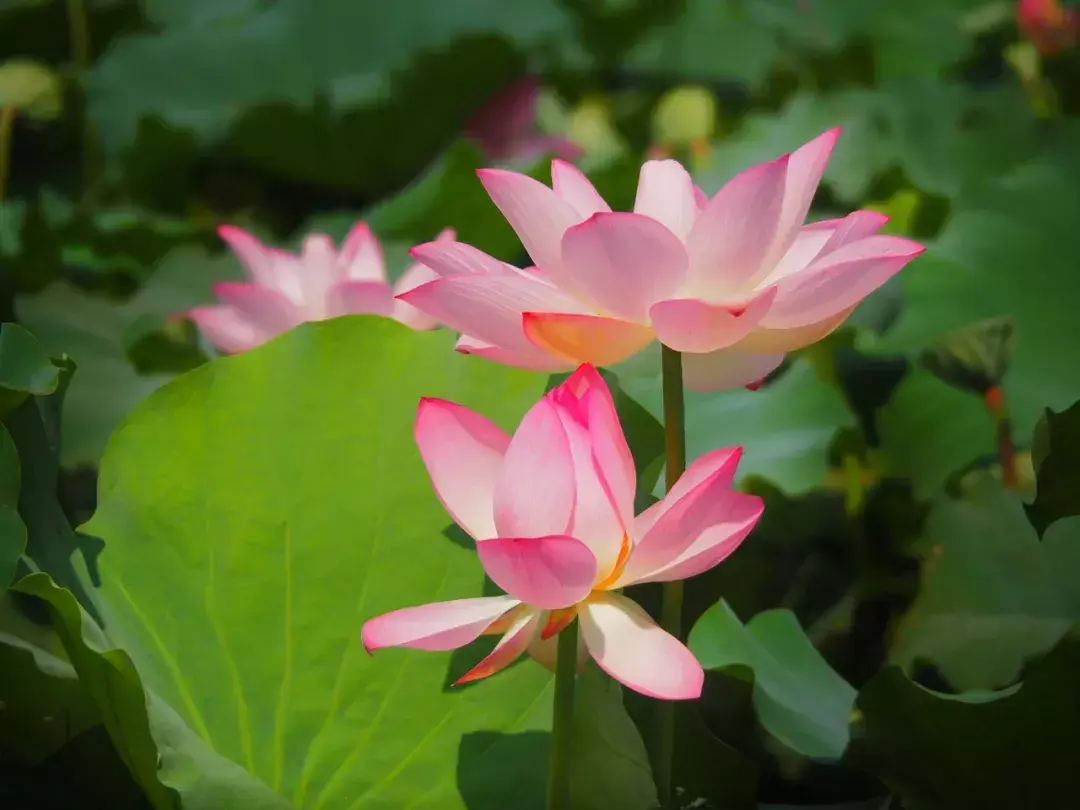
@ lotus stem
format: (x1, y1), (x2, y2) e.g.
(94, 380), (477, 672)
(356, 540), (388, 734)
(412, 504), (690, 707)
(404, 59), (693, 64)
(655, 344), (688, 808)
(0, 106), (14, 203)
(547, 619), (579, 810)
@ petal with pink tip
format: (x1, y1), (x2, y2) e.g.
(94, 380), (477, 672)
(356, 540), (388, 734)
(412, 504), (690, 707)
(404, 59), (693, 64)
(189, 306), (268, 354)
(218, 225), (279, 288)
(399, 274), (589, 354)
(763, 235), (925, 328)
(759, 128), (842, 273)
(684, 155), (789, 297)
(325, 280), (395, 319)
(639, 492), (764, 583)
(390, 262), (442, 329)
(815, 210), (888, 254)
(616, 451), (753, 586)
(736, 308), (854, 353)
(494, 397), (575, 538)
(634, 159), (698, 240)
(649, 286), (777, 353)
(476, 535), (597, 609)
(339, 222), (387, 282)
(455, 608), (542, 685)
(681, 346), (786, 392)
(408, 240), (518, 278)
(361, 595), (521, 653)
(455, 335), (575, 372)
(477, 168), (582, 281)
(298, 234), (343, 302)
(561, 212), (688, 322)
(212, 282), (300, 333)
(552, 159), (611, 218)
(633, 447), (744, 541)
(579, 592), (704, 700)
(415, 398), (510, 540)
(523, 312), (656, 367)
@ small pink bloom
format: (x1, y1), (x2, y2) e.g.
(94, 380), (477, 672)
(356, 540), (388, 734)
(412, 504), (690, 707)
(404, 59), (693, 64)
(464, 76), (583, 164)
(1018, 0), (1078, 54)
(361, 365), (763, 700)
(399, 130), (925, 390)
(189, 224), (454, 353)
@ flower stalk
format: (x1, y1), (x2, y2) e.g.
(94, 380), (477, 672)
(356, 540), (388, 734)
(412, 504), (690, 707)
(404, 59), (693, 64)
(655, 344), (688, 808)
(547, 619), (579, 810)
(0, 105), (15, 203)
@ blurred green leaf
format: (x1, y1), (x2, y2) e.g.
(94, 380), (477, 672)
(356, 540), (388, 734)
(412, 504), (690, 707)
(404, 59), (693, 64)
(1026, 400), (1080, 536)
(0, 425), (23, 593)
(919, 316), (1016, 396)
(0, 323), (59, 418)
(852, 634), (1080, 810)
(79, 316), (617, 808)
(621, 360), (854, 494)
(689, 601), (856, 760)
(889, 474), (1080, 691)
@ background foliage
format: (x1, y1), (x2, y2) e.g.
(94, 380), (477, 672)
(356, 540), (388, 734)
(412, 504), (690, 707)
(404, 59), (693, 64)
(1, 0), (1079, 808)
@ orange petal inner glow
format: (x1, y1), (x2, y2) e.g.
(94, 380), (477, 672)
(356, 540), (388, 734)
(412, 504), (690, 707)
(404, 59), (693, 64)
(523, 312), (654, 366)
(593, 534), (633, 591)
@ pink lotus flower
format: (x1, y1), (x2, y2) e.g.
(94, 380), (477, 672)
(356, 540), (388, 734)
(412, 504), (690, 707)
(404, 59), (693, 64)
(189, 224), (453, 353)
(1018, 0), (1078, 55)
(361, 365), (763, 699)
(399, 129), (925, 390)
(465, 76), (582, 164)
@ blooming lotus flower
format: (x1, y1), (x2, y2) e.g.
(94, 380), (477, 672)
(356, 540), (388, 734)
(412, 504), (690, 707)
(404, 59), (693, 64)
(399, 129), (925, 390)
(361, 365), (763, 699)
(465, 76), (582, 164)
(1018, 0), (1078, 55)
(189, 224), (453, 353)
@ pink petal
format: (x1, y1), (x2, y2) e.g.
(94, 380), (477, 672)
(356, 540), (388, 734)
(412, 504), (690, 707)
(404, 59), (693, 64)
(633, 447), (744, 541)
(298, 234), (344, 301)
(415, 397), (510, 540)
(616, 448), (753, 586)
(189, 305), (268, 354)
(454, 335), (575, 372)
(736, 308), (854, 353)
(763, 235), (925, 328)
(494, 397), (576, 538)
(408, 240), (519, 278)
(218, 225), (278, 288)
(634, 159), (698, 240)
(816, 210), (888, 253)
(391, 263), (441, 329)
(476, 168), (582, 281)
(578, 592), (703, 700)
(638, 492), (763, 583)
(325, 280), (395, 319)
(551, 159), (611, 218)
(561, 212), (689, 322)
(681, 346), (786, 392)
(761, 210), (889, 286)
(523, 312), (656, 367)
(649, 287), (777, 353)
(361, 595), (521, 653)
(759, 128), (842, 273)
(212, 282), (300, 333)
(684, 155), (790, 298)
(339, 222), (387, 282)
(476, 535), (597, 609)
(455, 608), (542, 685)
(693, 185), (709, 209)
(398, 274), (589, 354)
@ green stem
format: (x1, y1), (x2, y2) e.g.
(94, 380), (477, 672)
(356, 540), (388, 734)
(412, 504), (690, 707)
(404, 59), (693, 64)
(66, 0), (98, 201)
(547, 620), (579, 810)
(0, 106), (15, 204)
(654, 344), (687, 808)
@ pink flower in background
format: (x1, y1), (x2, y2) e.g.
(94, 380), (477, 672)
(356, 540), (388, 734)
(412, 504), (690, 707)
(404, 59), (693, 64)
(189, 224), (453, 353)
(400, 129), (925, 391)
(465, 75), (582, 164)
(362, 365), (762, 700)
(1018, 0), (1078, 54)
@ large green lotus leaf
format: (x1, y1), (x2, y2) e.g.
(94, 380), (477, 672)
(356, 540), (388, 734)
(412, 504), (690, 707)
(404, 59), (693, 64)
(873, 151), (1080, 462)
(78, 315), (637, 809)
(875, 368), (993, 497)
(688, 601), (856, 760)
(1027, 400), (1080, 536)
(851, 635), (1080, 810)
(0, 323), (59, 413)
(0, 424), (24, 592)
(889, 474), (1080, 691)
(16, 246), (242, 466)
(620, 360), (853, 494)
